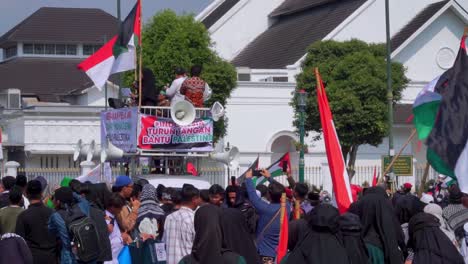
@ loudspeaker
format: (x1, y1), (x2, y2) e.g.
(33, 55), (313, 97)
(170, 100), (196, 126)
(209, 146), (240, 170)
(100, 138), (124, 163)
(73, 139), (100, 162)
(86, 140), (101, 162)
(73, 139), (83, 161)
(210, 101), (225, 122)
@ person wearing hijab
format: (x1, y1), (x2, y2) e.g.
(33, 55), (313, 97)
(424, 203), (458, 248)
(284, 204), (349, 264)
(225, 184), (257, 236)
(358, 186), (405, 264)
(408, 212), (464, 264)
(394, 194), (425, 244)
(137, 184), (165, 240)
(179, 204), (246, 264)
(442, 185), (468, 239)
(339, 213), (370, 264)
(139, 67), (159, 106)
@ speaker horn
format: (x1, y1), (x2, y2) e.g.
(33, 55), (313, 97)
(170, 100), (196, 126)
(73, 139), (83, 161)
(101, 138), (124, 163)
(209, 146), (240, 170)
(210, 101), (225, 122)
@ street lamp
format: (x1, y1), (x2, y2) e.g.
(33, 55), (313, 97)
(297, 89), (307, 183)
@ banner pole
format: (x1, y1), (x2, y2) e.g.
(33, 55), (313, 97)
(138, 0), (143, 109)
(380, 129), (417, 183)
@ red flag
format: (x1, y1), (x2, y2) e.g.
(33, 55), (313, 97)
(186, 162), (198, 176)
(316, 68), (353, 214)
(276, 193), (288, 263)
(372, 166), (378, 186)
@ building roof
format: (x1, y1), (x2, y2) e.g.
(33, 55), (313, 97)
(232, 0), (365, 69)
(0, 57), (93, 102)
(391, 0), (448, 52)
(0, 7), (118, 48)
(270, 0), (337, 18)
(201, 0), (241, 29)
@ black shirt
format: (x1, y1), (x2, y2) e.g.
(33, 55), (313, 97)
(15, 202), (57, 264)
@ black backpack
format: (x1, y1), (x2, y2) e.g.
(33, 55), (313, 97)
(58, 205), (102, 262)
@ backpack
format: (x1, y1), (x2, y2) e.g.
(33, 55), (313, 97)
(58, 205), (101, 262)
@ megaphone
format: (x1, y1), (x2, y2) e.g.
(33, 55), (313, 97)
(101, 138), (124, 163)
(210, 101), (225, 122)
(73, 139), (83, 161)
(209, 146), (240, 170)
(86, 140), (101, 162)
(171, 100), (196, 126)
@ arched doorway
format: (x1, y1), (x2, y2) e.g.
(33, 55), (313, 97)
(267, 131), (298, 169)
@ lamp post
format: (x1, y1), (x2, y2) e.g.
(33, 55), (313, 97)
(385, 0), (395, 190)
(297, 89), (307, 183)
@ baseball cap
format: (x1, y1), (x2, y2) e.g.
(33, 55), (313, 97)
(113, 176), (133, 188)
(403, 183), (412, 189)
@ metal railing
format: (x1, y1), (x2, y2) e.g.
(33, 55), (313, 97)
(139, 106), (211, 119)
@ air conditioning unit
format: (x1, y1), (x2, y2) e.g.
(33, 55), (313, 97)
(0, 89), (21, 109)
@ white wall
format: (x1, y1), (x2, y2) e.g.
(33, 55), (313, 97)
(76, 85), (120, 106)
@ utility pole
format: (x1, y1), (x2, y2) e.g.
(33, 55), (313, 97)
(297, 89), (307, 183)
(385, 0), (395, 189)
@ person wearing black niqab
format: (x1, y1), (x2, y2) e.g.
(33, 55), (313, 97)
(394, 194), (425, 244)
(409, 212), (464, 264)
(141, 68), (159, 106)
(338, 213), (369, 264)
(180, 204), (245, 264)
(358, 186), (404, 264)
(284, 204), (348, 264)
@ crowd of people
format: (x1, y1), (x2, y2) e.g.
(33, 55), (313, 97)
(0, 171), (468, 264)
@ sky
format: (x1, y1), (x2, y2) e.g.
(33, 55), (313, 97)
(0, 0), (214, 36)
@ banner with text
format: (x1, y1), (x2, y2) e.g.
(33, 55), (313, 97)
(101, 107), (138, 153)
(138, 115), (213, 152)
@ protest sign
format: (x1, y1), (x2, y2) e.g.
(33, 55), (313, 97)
(76, 162), (113, 183)
(101, 107), (138, 153)
(138, 115), (213, 152)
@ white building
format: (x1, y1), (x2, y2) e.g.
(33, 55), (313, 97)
(197, 0), (468, 187)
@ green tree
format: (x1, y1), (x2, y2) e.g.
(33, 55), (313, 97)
(294, 39), (409, 177)
(128, 10), (237, 140)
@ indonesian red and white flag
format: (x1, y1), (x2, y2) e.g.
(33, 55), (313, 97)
(78, 0), (141, 89)
(316, 68), (353, 214)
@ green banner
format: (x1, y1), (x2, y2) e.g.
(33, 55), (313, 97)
(382, 155), (413, 176)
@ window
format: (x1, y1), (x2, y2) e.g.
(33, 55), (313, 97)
(66, 44), (77, 55)
(56, 44), (66, 55)
(83, 44), (102, 55)
(45, 44), (55, 55)
(23, 43), (33, 54)
(34, 44), (44, 54)
(4, 46), (17, 59)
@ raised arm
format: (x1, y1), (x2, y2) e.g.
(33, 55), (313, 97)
(245, 170), (270, 214)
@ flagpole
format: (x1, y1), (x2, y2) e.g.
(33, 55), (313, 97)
(138, 0), (143, 109)
(381, 129), (416, 182)
(385, 0), (395, 191)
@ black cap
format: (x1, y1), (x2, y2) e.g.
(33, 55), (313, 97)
(175, 67), (186, 75)
(54, 187), (74, 204)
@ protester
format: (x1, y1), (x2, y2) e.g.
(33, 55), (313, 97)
(200, 189), (210, 205)
(408, 212), (464, 264)
(208, 184), (225, 207)
(140, 67), (159, 106)
(284, 204), (349, 264)
(339, 212), (369, 264)
(245, 169), (290, 263)
(15, 180), (57, 264)
(225, 184), (257, 236)
(292, 183), (312, 218)
(392, 183), (413, 206)
(105, 193), (127, 264)
(443, 184), (468, 239)
(287, 217), (307, 251)
(15, 175), (29, 208)
(69, 179), (90, 215)
(113, 175), (140, 243)
(424, 203), (458, 248)
(0, 186), (24, 235)
(0, 233), (34, 264)
(166, 67), (187, 104)
(256, 184), (269, 204)
(161, 187), (178, 215)
(180, 65), (212, 107)
(136, 184), (165, 240)
(179, 204), (247, 264)
(358, 186), (405, 264)
(0, 176), (16, 208)
(394, 195), (425, 244)
(220, 207), (260, 264)
(48, 187), (80, 264)
(163, 184), (200, 264)
(308, 192), (321, 208)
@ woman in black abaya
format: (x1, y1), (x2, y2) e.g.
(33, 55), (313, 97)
(338, 213), (369, 264)
(408, 212), (464, 264)
(358, 187), (405, 264)
(284, 204), (349, 264)
(179, 204), (246, 264)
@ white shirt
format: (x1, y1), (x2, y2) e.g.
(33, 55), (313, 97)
(104, 210), (124, 264)
(166, 76), (187, 104)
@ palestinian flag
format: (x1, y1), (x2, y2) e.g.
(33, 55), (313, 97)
(316, 68), (352, 214)
(256, 153), (291, 185)
(78, 0), (141, 89)
(237, 156), (259, 185)
(426, 34), (468, 192)
(412, 76), (443, 140)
